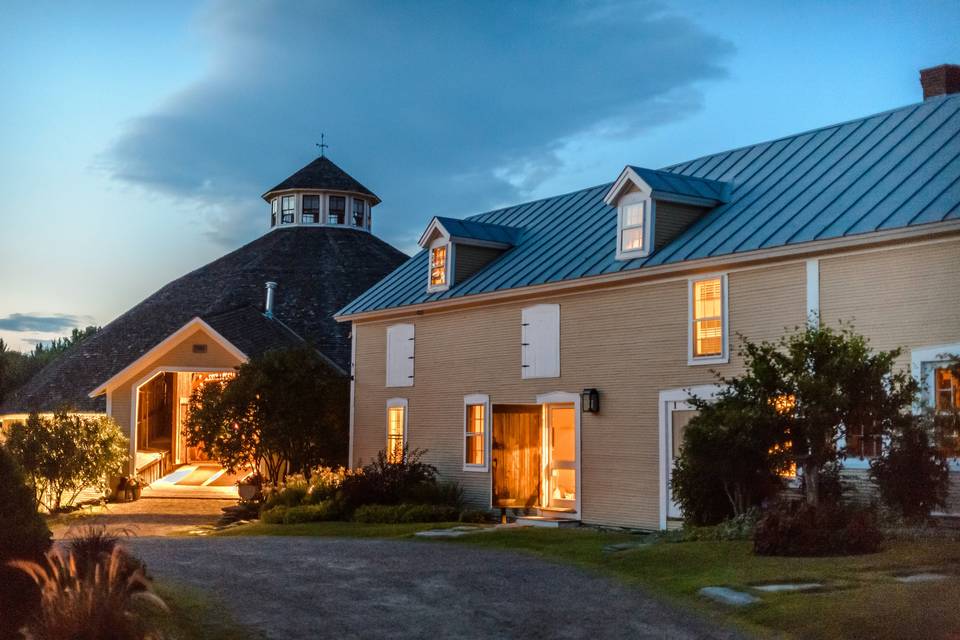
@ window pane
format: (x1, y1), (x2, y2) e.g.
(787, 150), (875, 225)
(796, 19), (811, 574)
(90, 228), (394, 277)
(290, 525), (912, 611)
(387, 406), (405, 463)
(281, 196), (295, 224)
(329, 196), (345, 224)
(466, 404), (484, 434)
(430, 246), (447, 286)
(622, 202), (644, 227)
(466, 434), (483, 465)
(302, 195), (320, 224)
(694, 319), (723, 357)
(621, 227), (643, 252)
(936, 368), (959, 412)
(352, 199), (365, 227)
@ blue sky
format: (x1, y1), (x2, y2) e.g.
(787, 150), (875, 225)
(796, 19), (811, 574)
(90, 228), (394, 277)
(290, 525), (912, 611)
(0, 0), (957, 351)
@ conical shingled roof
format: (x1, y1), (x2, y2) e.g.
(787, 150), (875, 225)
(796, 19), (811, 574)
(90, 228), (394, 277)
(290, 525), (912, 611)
(263, 156), (379, 203)
(1, 226), (407, 413)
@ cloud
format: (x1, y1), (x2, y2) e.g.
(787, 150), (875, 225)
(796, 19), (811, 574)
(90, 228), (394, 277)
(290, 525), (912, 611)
(0, 313), (95, 333)
(102, 0), (733, 249)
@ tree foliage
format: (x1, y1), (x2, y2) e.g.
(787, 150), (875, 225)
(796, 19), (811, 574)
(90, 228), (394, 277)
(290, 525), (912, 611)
(0, 327), (99, 405)
(184, 346), (349, 485)
(5, 412), (127, 512)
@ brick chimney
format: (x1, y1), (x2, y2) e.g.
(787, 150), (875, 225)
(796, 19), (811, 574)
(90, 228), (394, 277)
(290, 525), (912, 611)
(920, 64), (960, 100)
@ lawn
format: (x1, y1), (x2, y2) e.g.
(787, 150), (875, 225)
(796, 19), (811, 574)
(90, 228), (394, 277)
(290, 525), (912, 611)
(449, 527), (960, 640)
(148, 582), (265, 639)
(212, 520), (960, 639)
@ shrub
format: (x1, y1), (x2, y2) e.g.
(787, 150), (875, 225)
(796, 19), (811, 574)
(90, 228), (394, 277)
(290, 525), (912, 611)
(66, 526), (146, 587)
(407, 480), (465, 509)
(282, 502), (341, 524)
(6, 412), (128, 511)
(753, 501), (882, 556)
(870, 416), (950, 522)
(459, 509), (492, 524)
(338, 447), (439, 511)
(260, 506), (288, 524)
(400, 504), (459, 523)
(307, 466), (351, 503)
(0, 447), (51, 638)
(353, 504), (410, 524)
(12, 547), (167, 640)
(263, 484), (309, 510)
(681, 509), (760, 542)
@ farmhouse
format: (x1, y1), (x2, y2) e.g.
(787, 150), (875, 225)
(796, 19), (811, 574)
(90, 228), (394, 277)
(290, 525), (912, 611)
(0, 157), (406, 492)
(337, 65), (960, 529)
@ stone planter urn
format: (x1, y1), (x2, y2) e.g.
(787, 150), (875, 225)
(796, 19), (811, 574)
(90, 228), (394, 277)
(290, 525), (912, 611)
(238, 483), (258, 501)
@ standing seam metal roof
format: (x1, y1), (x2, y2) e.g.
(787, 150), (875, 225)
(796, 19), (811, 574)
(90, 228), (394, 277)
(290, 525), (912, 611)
(339, 95), (960, 317)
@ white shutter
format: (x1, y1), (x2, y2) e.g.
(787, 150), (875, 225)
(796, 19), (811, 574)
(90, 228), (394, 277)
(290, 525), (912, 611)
(386, 324), (415, 387)
(521, 304), (560, 379)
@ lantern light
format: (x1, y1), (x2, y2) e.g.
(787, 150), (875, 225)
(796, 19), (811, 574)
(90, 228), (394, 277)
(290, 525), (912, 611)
(581, 388), (600, 413)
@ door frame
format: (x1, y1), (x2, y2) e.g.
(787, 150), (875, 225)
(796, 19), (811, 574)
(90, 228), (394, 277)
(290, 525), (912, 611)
(536, 391), (581, 518)
(658, 385), (721, 530)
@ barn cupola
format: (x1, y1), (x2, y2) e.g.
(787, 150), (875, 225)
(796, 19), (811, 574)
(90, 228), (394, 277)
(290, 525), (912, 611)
(262, 155), (381, 232)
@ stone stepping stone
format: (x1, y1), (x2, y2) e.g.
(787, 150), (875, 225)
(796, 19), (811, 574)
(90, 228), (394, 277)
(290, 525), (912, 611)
(753, 582), (822, 592)
(895, 573), (949, 583)
(602, 541), (653, 554)
(699, 586), (759, 606)
(414, 525), (493, 538)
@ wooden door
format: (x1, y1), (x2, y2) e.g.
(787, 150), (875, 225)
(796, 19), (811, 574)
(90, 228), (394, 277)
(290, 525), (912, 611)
(492, 405), (542, 508)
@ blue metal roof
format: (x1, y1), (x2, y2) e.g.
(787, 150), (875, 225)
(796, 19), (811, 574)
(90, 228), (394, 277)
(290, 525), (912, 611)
(340, 95), (960, 317)
(627, 166), (729, 203)
(431, 216), (522, 246)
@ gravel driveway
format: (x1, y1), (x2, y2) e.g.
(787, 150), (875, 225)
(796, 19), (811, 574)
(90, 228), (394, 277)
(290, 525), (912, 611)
(130, 536), (744, 640)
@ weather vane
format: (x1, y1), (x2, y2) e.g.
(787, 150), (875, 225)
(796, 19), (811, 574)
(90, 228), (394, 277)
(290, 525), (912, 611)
(316, 134), (328, 158)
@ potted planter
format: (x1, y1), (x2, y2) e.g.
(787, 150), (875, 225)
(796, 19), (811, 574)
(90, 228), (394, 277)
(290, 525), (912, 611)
(237, 472), (262, 502)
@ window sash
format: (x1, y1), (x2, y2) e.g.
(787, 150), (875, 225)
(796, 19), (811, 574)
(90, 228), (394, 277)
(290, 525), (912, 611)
(302, 195), (320, 224)
(619, 201), (645, 253)
(387, 406), (405, 463)
(691, 277), (724, 359)
(271, 198), (278, 226)
(352, 199), (365, 227)
(328, 196), (345, 224)
(465, 404), (485, 466)
(430, 246), (447, 286)
(281, 196), (295, 224)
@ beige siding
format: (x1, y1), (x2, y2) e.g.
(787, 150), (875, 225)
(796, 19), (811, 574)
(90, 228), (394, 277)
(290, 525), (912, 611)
(654, 201), (707, 252)
(105, 328), (244, 441)
(354, 260), (808, 528)
(820, 240), (960, 371)
(454, 244), (504, 285)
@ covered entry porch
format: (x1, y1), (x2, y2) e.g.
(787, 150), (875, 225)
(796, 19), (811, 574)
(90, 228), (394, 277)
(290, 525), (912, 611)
(490, 392), (580, 524)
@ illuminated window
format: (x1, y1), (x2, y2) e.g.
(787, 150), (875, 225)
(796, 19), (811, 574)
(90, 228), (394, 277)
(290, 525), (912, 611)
(616, 193), (652, 260)
(463, 394), (489, 470)
(281, 196), (295, 224)
(328, 196), (345, 224)
(302, 195), (320, 224)
(429, 245), (448, 289)
(352, 199), (366, 227)
(689, 275), (727, 363)
(386, 399), (407, 463)
(936, 367), (960, 413)
(271, 198), (278, 227)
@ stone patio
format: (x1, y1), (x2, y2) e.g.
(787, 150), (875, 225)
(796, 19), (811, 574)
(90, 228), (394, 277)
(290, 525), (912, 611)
(50, 498), (235, 538)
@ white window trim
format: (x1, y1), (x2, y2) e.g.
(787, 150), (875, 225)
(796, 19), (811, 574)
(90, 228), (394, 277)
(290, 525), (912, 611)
(426, 237), (453, 293)
(615, 191), (654, 261)
(386, 397), (408, 457)
(462, 393), (490, 472)
(687, 273), (729, 366)
(536, 391), (582, 517)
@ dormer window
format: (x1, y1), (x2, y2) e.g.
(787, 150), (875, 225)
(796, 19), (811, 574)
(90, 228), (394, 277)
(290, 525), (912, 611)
(281, 196), (295, 224)
(616, 193), (652, 260)
(352, 199), (366, 227)
(329, 196), (346, 224)
(428, 242), (450, 291)
(271, 198), (278, 227)
(302, 195), (320, 224)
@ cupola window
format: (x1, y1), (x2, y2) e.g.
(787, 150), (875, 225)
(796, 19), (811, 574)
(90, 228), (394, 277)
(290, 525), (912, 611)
(352, 199), (366, 227)
(281, 196), (296, 224)
(302, 195), (320, 224)
(271, 198), (278, 227)
(328, 196), (346, 224)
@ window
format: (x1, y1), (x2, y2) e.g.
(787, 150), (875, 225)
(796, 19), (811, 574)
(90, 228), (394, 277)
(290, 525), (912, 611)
(689, 275), (728, 364)
(936, 366), (959, 413)
(271, 198), (278, 227)
(386, 323), (415, 387)
(328, 196), (345, 224)
(386, 398), (407, 463)
(302, 195), (320, 224)
(463, 394), (489, 470)
(521, 304), (560, 379)
(428, 243), (450, 291)
(616, 193), (652, 260)
(281, 196), (295, 224)
(352, 199), (366, 227)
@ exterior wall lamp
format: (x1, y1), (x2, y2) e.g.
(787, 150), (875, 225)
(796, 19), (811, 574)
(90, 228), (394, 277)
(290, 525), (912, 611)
(581, 388), (600, 413)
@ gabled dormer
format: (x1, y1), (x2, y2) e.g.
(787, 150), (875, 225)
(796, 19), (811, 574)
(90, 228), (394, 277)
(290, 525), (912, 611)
(418, 216), (520, 292)
(604, 166), (730, 261)
(262, 156), (381, 232)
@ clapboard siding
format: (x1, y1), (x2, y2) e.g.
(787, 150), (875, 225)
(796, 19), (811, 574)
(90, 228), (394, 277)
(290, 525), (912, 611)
(654, 201), (707, 252)
(455, 245), (504, 285)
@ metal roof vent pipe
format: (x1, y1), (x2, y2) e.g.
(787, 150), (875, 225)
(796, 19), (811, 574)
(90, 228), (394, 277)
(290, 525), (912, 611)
(264, 281), (278, 318)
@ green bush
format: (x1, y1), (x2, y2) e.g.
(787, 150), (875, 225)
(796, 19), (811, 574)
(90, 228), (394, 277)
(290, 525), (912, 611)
(399, 504), (459, 523)
(353, 504), (409, 524)
(339, 447), (440, 511)
(871, 416), (950, 522)
(260, 506), (288, 524)
(0, 447), (51, 638)
(282, 502), (341, 524)
(263, 485), (308, 510)
(753, 501), (882, 556)
(407, 480), (465, 509)
(459, 509), (492, 524)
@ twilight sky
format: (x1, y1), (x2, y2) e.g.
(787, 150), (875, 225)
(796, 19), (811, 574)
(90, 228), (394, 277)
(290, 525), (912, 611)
(0, 0), (957, 351)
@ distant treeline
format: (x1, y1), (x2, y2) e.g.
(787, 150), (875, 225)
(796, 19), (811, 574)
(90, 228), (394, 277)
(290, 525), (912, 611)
(0, 326), (100, 405)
